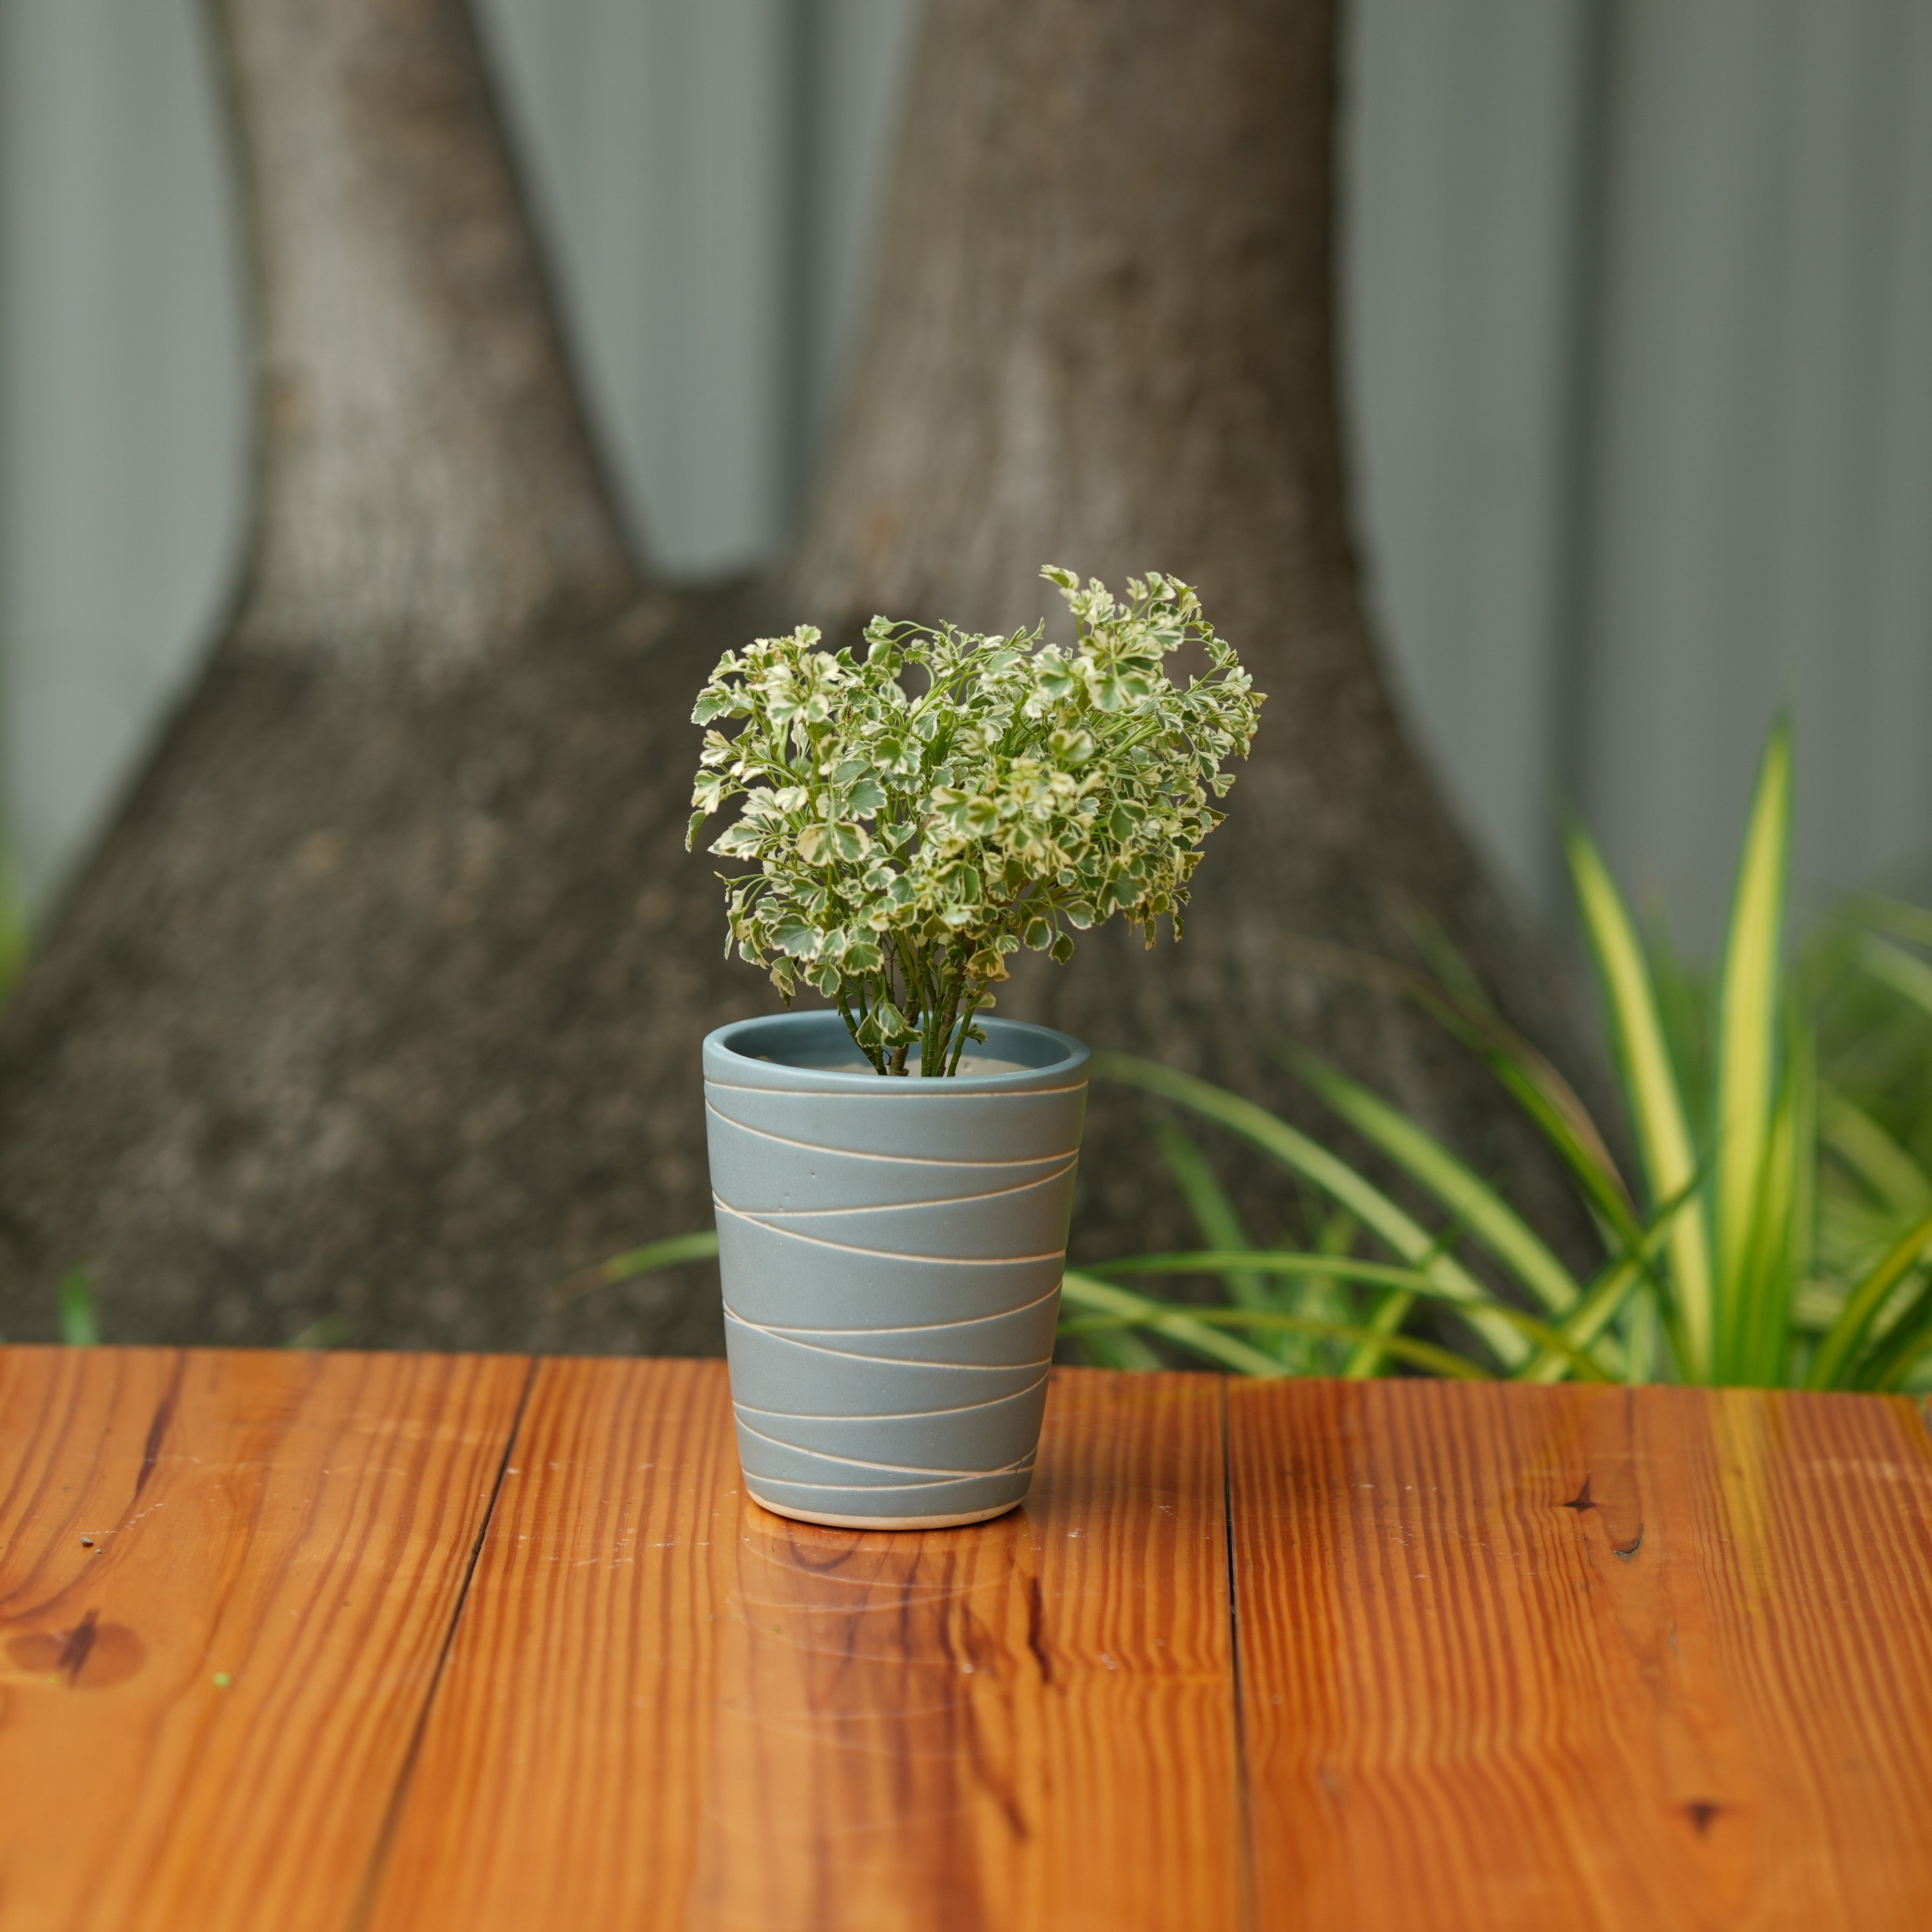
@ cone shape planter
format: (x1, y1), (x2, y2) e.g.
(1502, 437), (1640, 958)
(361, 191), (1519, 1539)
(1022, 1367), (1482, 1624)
(704, 1011), (1089, 1528)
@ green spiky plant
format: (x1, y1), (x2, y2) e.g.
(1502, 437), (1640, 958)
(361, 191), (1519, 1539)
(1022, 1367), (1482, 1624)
(1059, 724), (1932, 1391)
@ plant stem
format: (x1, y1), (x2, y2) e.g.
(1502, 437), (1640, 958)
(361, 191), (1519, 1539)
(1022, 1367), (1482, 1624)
(836, 990), (886, 1075)
(946, 990), (984, 1075)
(926, 965), (966, 1077)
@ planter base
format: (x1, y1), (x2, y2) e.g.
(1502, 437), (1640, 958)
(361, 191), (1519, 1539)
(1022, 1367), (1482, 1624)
(744, 1487), (1024, 1532)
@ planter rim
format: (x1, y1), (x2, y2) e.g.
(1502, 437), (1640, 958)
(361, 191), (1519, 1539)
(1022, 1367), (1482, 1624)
(703, 1010), (1088, 1095)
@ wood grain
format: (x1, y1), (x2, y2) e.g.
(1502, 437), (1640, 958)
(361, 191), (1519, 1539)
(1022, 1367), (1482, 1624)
(13, 1350), (1924, 1929)
(0, 1344), (529, 1932)
(1229, 1380), (1932, 1931)
(365, 1361), (1238, 1932)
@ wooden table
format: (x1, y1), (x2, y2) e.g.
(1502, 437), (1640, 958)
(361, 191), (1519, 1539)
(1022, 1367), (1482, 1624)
(3, 1349), (1930, 1930)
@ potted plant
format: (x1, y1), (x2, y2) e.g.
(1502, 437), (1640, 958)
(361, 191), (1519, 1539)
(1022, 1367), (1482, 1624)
(690, 567), (1262, 1527)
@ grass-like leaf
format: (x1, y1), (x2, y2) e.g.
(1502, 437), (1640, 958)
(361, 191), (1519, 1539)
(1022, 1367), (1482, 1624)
(1056, 1301), (1493, 1381)
(1845, 894), (1932, 953)
(1711, 723), (1792, 1381)
(1086, 1250), (1433, 1294)
(1285, 1046), (1585, 1317)
(57, 1269), (98, 1347)
(1513, 1176), (1701, 1383)
(1857, 1275), (1932, 1390)
(1854, 932), (1932, 1021)
(1568, 827), (1716, 1375)
(553, 1230), (721, 1306)
(1059, 1270), (1286, 1376)
(1730, 1011), (1804, 1385)
(1073, 1325), (1168, 1371)
(1805, 1206), (1932, 1390)
(1405, 926), (1643, 1241)
(1820, 1090), (1932, 1217)
(1091, 1050), (1529, 1370)
(1084, 1249), (1611, 1381)
(1144, 1111), (1275, 1342)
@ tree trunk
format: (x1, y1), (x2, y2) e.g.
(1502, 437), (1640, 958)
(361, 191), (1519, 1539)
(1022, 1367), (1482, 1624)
(211, 0), (637, 669)
(792, 0), (1590, 1263)
(0, 0), (765, 1351)
(0, 0), (1587, 1352)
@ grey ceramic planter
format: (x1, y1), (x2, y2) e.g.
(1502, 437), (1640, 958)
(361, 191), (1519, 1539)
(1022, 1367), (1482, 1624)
(703, 1009), (1089, 1530)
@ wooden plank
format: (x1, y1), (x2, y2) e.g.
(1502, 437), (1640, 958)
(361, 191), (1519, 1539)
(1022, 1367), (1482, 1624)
(366, 1361), (1238, 1932)
(1229, 1380), (1932, 1930)
(0, 1344), (529, 1932)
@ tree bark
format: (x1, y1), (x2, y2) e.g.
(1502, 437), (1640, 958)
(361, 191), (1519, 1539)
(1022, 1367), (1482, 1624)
(0, 0), (1588, 1351)
(793, 0), (1590, 1262)
(212, 0), (636, 670)
(0, 0), (756, 1351)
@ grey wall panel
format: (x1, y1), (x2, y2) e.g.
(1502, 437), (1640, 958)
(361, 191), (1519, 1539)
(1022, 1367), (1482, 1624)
(473, 0), (918, 567)
(1577, 0), (1932, 944)
(476, 0), (798, 571)
(1341, 0), (1598, 916)
(0, 0), (247, 912)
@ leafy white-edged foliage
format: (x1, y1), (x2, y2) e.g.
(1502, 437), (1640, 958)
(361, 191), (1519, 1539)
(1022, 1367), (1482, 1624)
(687, 567), (1262, 1075)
